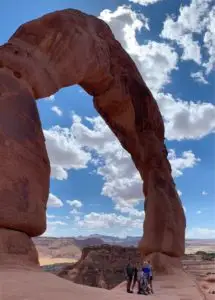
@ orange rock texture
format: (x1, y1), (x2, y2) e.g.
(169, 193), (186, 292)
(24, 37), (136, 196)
(0, 9), (186, 260)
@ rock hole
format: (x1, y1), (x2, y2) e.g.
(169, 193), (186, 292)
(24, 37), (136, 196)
(13, 71), (21, 79)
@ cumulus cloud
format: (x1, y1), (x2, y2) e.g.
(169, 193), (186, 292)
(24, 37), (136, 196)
(202, 190), (208, 196)
(67, 200), (83, 208)
(190, 71), (209, 84)
(72, 114), (200, 213)
(78, 212), (143, 231)
(44, 126), (91, 180)
(99, 5), (178, 93)
(168, 149), (200, 177)
(47, 193), (63, 208)
(66, 200), (83, 215)
(51, 106), (63, 116)
(203, 5), (215, 73)
(161, 0), (214, 72)
(156, 93), (215, 140)
(129, 0), (162, 5)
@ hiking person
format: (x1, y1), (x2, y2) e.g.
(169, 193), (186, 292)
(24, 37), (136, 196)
(147, 260), (154, 294)
(124, 259), (134, 293)
(131, 262), (138, 292)
(137, 264), (143, 294)
(137, 264), (149, 295)
(142, 261), (151, 294)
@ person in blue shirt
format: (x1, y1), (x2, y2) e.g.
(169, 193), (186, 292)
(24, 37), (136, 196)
(144, 261), (154, 294)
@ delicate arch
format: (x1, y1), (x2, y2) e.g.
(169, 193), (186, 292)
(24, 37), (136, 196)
(0, 9), (185, 258)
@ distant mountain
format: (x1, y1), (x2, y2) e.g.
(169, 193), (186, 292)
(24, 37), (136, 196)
(34, 235), (215, 264)
(33, 236), (105, 260)
(76, 234), (141, 246)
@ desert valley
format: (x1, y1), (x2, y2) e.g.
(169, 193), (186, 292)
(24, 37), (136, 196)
(34, 235), (215, 265)
(33, 236), (215, 298)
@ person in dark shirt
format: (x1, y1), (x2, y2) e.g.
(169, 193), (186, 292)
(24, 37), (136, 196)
(131, 262), (138, 291)
(124, 259), (134, 293)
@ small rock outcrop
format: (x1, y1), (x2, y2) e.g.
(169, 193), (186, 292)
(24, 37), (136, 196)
(57, 245), (141, 289)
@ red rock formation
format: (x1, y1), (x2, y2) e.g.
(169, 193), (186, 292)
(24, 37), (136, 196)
(57, 245), (142, 289)
(0, 9), (186, 265)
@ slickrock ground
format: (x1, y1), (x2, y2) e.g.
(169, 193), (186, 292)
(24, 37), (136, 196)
(0, 267), (206, 300)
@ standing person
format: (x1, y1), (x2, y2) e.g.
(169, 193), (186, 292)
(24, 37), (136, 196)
(147, 260), (154, 294)
(124, 259), (134, 293)
(142, 261), (151, 294)
(131, 262), (138, 292)
(137, 263), (144, 294)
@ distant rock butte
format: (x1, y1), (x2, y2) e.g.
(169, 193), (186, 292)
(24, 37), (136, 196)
(0, 8), (188, 300)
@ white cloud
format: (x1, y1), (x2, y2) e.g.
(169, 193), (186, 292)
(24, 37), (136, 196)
(67, 200), (83, 215)
(197, 210), (202, 214)
(44, 95), (55, 101)
(129, 0), (162, 5)
(203, 6), (215, 73)
(161, 0), (214, 70)
(72, 114), (200, 213)
(50, 165), (68, 181)
(47, 193), (63, 208)
(168, 149), (200, 177)
(177, 190), (182, 197)
(190, 71), (209, 84)
(202, 190), (208, 196)
(46, 214), (56, 219)
(186, 227), (215, 239)
(44, 126), (91, 180)
(51, 106), (63, 116)
(99, 5), (178, 93)
(47, 221), (67, 226)
(66, 200), (83, 208)
(156, 93), (215, 140)
(78, 212), (143, 231)
(181, 34), (202, 64)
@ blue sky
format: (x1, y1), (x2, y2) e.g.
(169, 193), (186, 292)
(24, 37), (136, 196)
(1, 0), (214, 238)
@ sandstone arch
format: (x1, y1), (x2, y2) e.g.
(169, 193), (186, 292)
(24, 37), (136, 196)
(0, 9), (185, 265)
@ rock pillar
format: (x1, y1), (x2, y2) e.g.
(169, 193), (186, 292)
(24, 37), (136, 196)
(0, 67), (50, 266)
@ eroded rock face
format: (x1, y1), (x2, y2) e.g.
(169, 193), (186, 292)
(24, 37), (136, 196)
(57, 245), (141, 289)
(0, 228), (39, 267)
(0, 9), (185, 258)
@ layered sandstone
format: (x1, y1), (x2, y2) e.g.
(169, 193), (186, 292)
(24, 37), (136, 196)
(0, 8), (185, 266)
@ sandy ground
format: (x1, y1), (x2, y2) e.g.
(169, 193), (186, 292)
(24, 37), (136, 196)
(39, 257), (76, 266)
(185, 245), (215, 254)
(0, 267), (208, 300)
